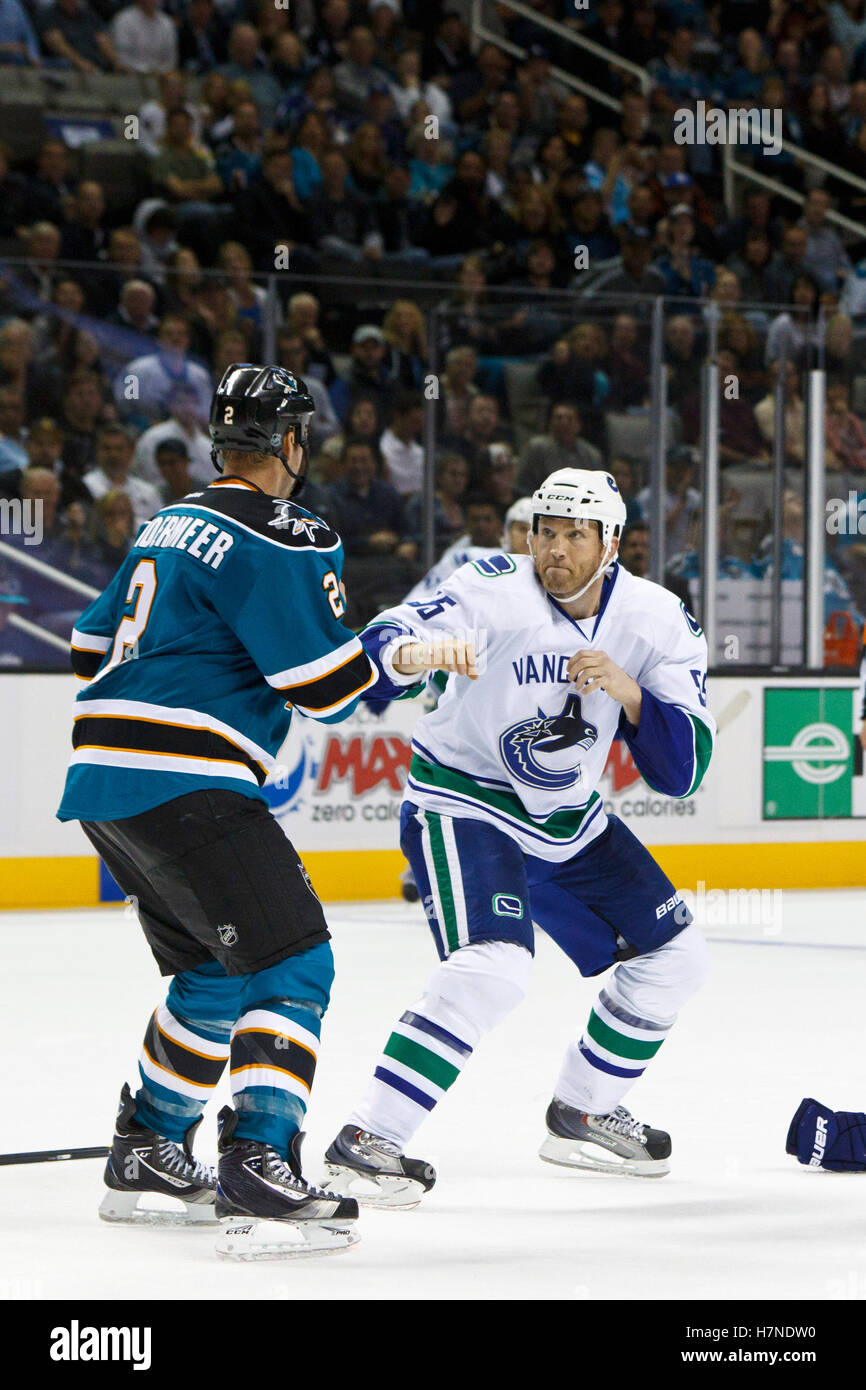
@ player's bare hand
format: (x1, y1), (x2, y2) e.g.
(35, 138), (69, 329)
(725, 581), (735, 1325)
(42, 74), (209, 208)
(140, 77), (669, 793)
(568, 649), (641, 720)
(393, 637), (479, 680)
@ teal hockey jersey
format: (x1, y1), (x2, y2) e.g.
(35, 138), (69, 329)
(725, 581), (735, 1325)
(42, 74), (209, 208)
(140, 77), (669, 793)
(57, 477), (375, 823)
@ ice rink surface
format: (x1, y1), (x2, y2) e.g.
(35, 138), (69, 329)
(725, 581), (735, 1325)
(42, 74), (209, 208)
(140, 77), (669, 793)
(2, 890), (865, 1303)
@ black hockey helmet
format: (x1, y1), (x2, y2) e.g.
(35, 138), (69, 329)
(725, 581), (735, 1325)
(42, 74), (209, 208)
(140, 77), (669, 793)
(209, 363), (315, 494)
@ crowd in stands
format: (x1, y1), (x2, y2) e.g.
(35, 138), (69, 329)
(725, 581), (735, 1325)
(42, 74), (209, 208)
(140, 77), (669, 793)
(0, 0), (866, 661)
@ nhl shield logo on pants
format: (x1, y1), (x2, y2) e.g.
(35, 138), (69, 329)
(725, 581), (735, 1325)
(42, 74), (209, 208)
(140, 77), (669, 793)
(217, 923), (238, 947)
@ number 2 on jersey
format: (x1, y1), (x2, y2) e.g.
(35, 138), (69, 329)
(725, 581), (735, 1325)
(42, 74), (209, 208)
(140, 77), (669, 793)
(322, 570), (345, 618)
(106, 558), (158, 671)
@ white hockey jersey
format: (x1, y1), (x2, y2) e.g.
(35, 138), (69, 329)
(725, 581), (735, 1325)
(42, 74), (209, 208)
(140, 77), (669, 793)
(361, 555), (715, 862)
(403, 539), (501, 605)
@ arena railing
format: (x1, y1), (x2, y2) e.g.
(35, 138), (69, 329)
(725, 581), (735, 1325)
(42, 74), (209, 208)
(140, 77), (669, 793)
(471, 0), (866, 240)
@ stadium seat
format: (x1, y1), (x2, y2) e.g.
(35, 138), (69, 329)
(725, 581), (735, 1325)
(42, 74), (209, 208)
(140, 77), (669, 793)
(505, 360), (547, 447)
(605, 410), (682, 464)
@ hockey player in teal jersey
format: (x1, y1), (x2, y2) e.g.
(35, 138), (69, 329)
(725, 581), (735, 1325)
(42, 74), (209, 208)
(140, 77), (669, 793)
(57, 364), (374, 1257)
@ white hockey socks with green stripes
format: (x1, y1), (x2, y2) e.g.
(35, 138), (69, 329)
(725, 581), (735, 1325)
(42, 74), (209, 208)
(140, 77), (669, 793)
(555, 923), (711, 1116)
(349, 941), (531, 1149)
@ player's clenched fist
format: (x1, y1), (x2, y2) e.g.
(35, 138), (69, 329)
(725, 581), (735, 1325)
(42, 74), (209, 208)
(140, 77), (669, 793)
(393, 636), (479, 680)
(568, 649), (642, 725)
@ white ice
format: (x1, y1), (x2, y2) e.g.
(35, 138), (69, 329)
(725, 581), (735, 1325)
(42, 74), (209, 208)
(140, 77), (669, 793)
(2, 890), (865, 1302)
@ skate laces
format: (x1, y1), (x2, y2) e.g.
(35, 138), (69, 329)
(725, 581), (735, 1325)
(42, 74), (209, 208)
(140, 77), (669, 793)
(357, 1129), (402, 1157)
(157, 1139), (213, 1185)
(265, 1149), (333, 1200)
(593, 1107), (647, 1144)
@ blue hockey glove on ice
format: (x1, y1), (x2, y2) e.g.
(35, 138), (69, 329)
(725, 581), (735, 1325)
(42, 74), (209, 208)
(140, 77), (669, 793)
(786, 1097), (866, 1171)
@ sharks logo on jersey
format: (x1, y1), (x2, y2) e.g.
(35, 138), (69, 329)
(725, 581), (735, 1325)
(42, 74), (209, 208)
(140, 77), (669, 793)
(499, 692), (598, 790)
(269, 503), (327, 542)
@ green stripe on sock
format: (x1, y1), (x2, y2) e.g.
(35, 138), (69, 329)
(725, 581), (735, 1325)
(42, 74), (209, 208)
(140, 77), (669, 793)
(426, 812), (460, 953)
(384, 1032), (460, 1090)
(586, 1010), (665, 1061)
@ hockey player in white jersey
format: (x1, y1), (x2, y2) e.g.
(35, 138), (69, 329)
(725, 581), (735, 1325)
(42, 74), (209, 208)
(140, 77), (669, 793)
(324, 468), (714, 1204)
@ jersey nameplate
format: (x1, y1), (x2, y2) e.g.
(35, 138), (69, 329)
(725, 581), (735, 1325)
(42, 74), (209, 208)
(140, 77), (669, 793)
(136, 512), (235, 570)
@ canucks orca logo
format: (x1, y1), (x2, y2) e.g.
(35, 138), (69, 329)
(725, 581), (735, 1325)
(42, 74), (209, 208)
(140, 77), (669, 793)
(499, 693), (598, 790)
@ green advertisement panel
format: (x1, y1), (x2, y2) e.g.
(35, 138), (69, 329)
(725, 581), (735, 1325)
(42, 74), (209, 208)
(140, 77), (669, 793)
(763, 688), (855, 820)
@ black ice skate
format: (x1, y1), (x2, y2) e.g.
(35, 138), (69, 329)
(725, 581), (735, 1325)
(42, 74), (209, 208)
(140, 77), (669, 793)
(99, 1083), (218, 1225)
(322, 1123), (437, 1209)
(539, 1099), (672, 1178)
(215, 1106), (359, 1259)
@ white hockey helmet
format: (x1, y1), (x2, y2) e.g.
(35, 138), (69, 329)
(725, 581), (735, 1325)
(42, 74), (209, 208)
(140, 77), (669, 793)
(530, 469), (627, 602)
(502, 496), (534, 551)
(530, 468), (627, 546)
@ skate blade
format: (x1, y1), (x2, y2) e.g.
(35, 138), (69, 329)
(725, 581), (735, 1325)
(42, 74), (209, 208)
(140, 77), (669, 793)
(99, 1188), (219, 1225)
(538, 1134), (670, 1179)
(322, 1164), (425, 1210)
(215, 1217), (360, 1261)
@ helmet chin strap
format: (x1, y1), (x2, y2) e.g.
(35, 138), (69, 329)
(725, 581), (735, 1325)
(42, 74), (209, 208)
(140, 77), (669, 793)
(529, 534), (616, 605)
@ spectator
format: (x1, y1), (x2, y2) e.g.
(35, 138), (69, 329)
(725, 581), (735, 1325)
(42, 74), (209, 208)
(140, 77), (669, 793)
(285, 292), (335, 387)
(765, 271), (822, 367)
(84, 423), (160, 526)
(219, 23), (282, 123)
(0, 384), (27, 476)
(799, 188), (852, 292)
(450, 41), (511, 128)
(88, 488), (136, 586)
(234, 136), (312, 271)
(153, 438), (197, 504)
(110, 278), (160, 338)
(149, 108), (225, 247)
(380, 389), (425, 497)
(60, 182), (108, 263)
(605, 313), (650, 409)
(139, 70), (203, 157)
(477, 440), (520, 512)
(446, 393), (514, 481)
(825, 313), (857, 382)
(438, 344), (479, 439)
(17, 221), (62, 302)
(825, 378), (866, 471)
(568, 187), (620, 264)
(333, 24), (388, 115)
(111, 0), (178, 75)
(537, 335), (598, 420)
(405, 451), (468, 553)
(518, 402), (604, 494)
(330, 324), (396, 426)
(38, 0), (121, 72)
(0, 0), (39, 66)
(382, 299), (427, 390)
(727, 229), (774, 303)
(177, 0), (228, 75)
(608, 456), (643, 525)
(390, 47), (452, 125)
(132, 381), (213, 486)
(653, 204), (716, 298)
(764, 224), (810, 304)
(307, 147), (381, 263)
(0, 319), (42, 421)
(215, 99), (262, 193)
(422, 150), (513, 260)
(680, 348), (769, 465)
(586, 226), (667, 298)
(275, 329), (340, 451)
(60, 369), (109, 500)
(636, 448), (702, 559)
(665, 314), (699, 405)
(116, 314), (212, 422)
(327, 437), (415, 561)
(755, 360), (806, 464)
(12, 140), (73, 230)
(286, 111), (326, 202)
